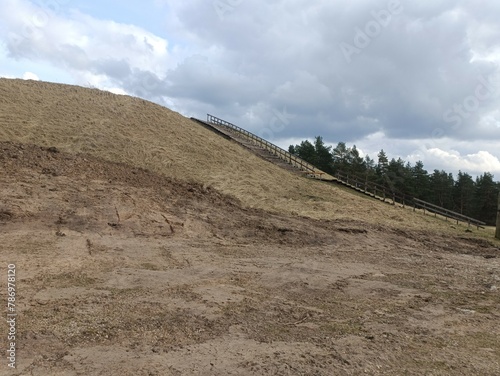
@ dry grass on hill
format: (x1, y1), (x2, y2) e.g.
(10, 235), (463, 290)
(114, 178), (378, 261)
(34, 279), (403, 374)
(0, 78), (488, 235)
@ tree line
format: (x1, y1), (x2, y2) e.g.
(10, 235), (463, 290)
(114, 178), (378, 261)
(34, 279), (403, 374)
(289, 137), (500, 225)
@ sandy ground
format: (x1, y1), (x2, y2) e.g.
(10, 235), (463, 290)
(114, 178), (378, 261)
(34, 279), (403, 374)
(1, 142), (500, 375)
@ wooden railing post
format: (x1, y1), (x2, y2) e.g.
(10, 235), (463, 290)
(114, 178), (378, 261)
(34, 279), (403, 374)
(496, 192), (500, 239)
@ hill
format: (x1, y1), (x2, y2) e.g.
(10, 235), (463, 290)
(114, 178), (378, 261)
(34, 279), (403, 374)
(0, 78), (461, 232)
(1, 79), (500, 375)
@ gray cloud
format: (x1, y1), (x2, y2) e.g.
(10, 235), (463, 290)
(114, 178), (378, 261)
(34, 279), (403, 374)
(1, 0), (499, 174)
(155, 1), (500, 147)
(93, 59), (132, 80)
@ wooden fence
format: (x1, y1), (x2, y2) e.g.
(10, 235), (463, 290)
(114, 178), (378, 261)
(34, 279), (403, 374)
(413, 198), (486, 229)
(334, 171), (486, 228)
(334, 171), (412, 207)
(496, 193), (500, 239)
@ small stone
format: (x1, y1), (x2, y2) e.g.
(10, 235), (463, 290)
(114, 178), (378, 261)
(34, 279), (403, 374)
(456, 308), (475, 314)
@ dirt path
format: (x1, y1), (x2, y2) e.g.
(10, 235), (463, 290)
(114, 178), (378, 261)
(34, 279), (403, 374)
(1, 142), (500, 375)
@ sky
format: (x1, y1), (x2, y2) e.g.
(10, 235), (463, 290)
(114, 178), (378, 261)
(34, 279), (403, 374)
(1, 0), (499, 179)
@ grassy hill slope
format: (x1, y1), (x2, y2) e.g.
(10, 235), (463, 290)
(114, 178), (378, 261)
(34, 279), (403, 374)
(0, 78), (472, 232)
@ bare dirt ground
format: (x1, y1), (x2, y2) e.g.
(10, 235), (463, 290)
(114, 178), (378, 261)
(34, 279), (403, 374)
(1, 141), (500, 375)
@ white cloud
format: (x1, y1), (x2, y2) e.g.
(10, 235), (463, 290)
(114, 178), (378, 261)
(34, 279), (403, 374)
(1, 0), (172, 91)
(22, 71), (39, 80)
(426, 148), (500, 176)
(106, 87), (128, 95)
(351, 133), (500, 177)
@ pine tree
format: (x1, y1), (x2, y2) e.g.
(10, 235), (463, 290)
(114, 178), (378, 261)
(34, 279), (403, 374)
(376, 149), (389, 187)
(289, 140), (317, 166)
(386, 158), (407, 194)
(313, 136), (334, 173)
(473, 173), (499, 224)
(332, 142), (350, 173)
(454, 171), (475, 216)
(412, 161), (430, 201)
(348, 145), (366, 176)
(430, 170), (454, 208)
(363, 155), (377, 184)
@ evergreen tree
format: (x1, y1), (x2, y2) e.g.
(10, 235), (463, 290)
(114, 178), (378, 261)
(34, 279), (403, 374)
(473, 172), (499, 224)
(313, 136), (334, 173)
(376, 149), (389, 187)
(412, 161), (430, 201)
(402, 162), (415, 197)
(289, 137), (334, 173)
(454, 171), (475, 216)
(331, 142), (350, 173)
(289, 140), (317, 166)
(430, 170), (454, 208)
(348, 145), (366, 176)
(364, 155), (375, 171)
(363, 155), (377, 183)
(387, 157), (407, 193)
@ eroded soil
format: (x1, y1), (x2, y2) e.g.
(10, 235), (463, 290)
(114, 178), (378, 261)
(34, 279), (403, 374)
(1, 142), (500, 375)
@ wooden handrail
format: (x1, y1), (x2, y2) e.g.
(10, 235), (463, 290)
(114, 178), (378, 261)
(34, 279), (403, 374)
(413, 198), (486, 227)
(335, 171), (485, 228)
(207, 114), (323, 174)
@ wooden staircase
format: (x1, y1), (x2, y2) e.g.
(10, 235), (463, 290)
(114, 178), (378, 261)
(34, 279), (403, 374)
(191, 115), (393, 203)
(191, 114), (486, 229)
(191, 116), (332, 179)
